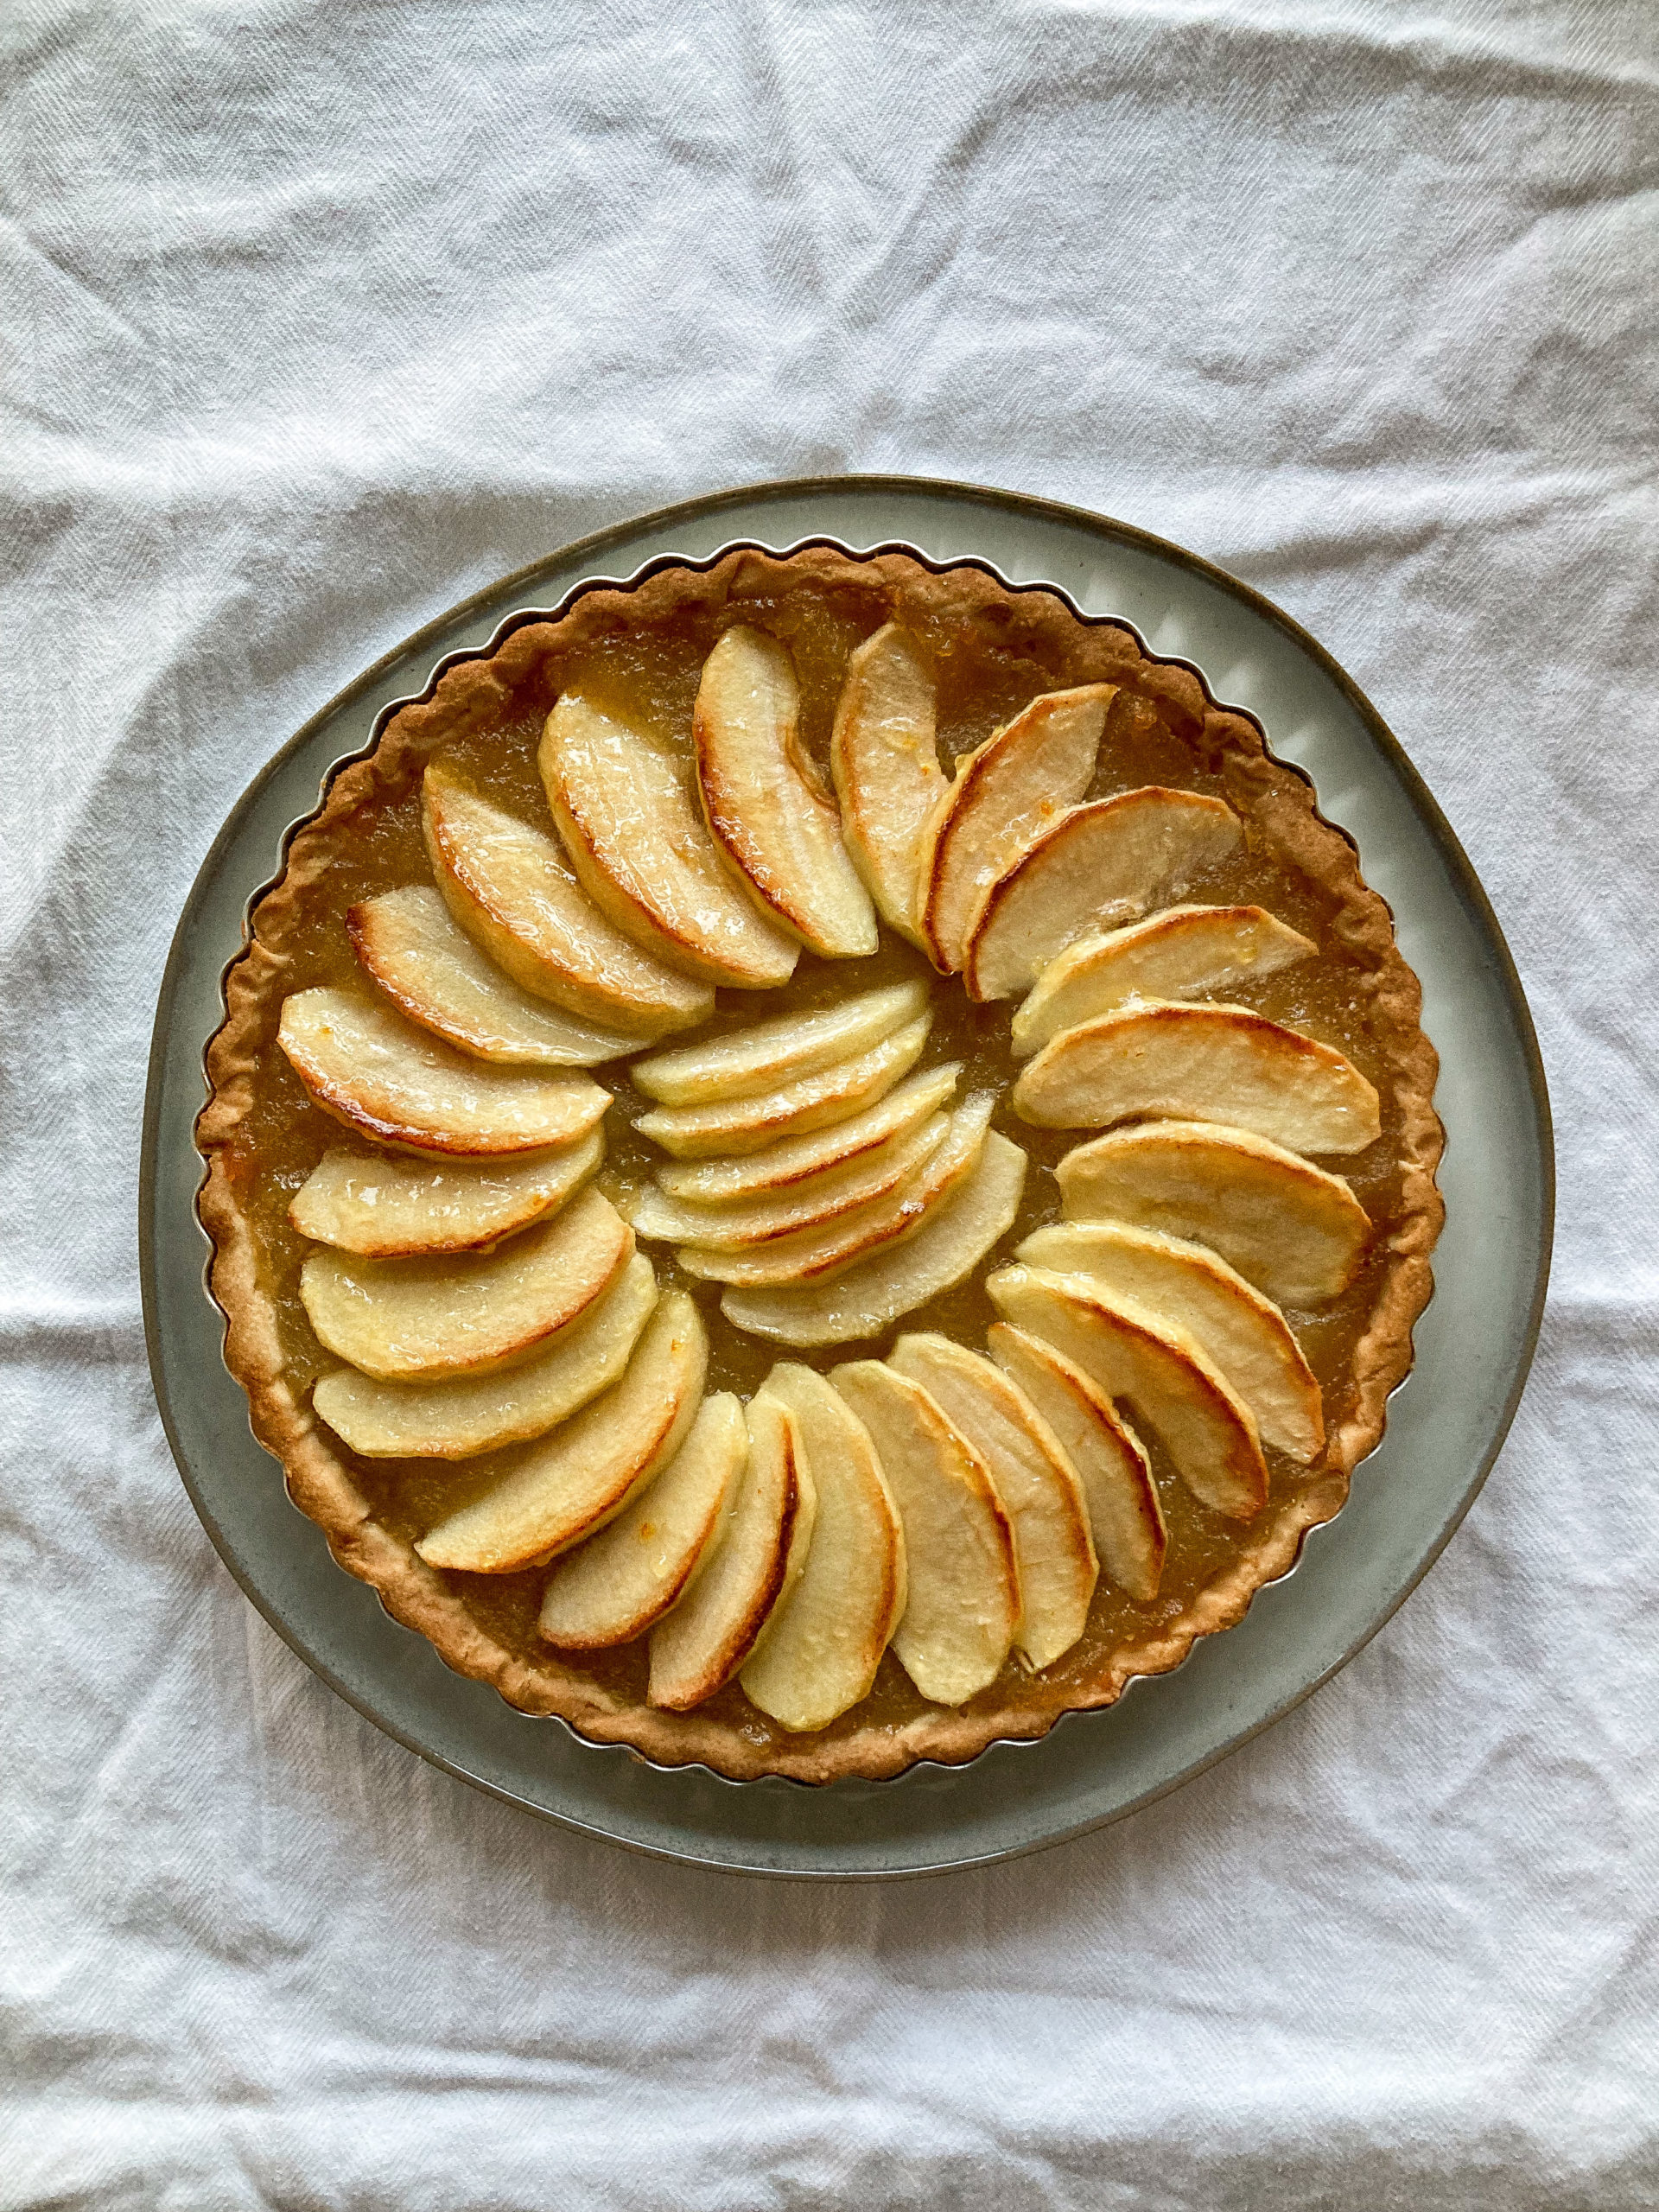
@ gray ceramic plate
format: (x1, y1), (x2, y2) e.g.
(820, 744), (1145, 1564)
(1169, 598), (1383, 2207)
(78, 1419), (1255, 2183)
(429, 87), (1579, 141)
(140, 476), (1551, 1879)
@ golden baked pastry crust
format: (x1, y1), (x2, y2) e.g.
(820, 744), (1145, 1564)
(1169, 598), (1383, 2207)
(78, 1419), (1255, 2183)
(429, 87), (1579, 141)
(197, 544), (1444, 1784)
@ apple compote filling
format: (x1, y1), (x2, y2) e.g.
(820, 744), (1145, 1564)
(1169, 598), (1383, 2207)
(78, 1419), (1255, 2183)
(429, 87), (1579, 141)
(198, 544), (1441, 1783)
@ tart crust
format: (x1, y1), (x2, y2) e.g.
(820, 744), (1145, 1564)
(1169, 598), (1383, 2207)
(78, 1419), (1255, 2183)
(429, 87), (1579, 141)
(197, 545), (1444, 1785)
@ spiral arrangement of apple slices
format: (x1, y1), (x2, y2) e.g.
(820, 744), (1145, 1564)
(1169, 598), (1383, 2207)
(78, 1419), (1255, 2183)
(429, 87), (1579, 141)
(273, 617), (1382, 1738)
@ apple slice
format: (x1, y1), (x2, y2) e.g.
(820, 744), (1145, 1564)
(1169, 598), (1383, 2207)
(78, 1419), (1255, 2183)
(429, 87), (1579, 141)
(648, 1390), (817, 1710)
(830, 1361), (1016, 1706)
(655, 1063), (960, 1204)
(1014, 1221), (1324, 1461)
(289, 1128), (603, 1256)
(677, 1094), (993, 1287)
(1012, 1000), (1382, 1155)
(721, 1131), (1027, 1347)
(1056, 1120), (1373, 1305)
(918, 683), (1115, 971)
(348, 885), (652, 1065)
(632, 980), (927, 1107)
(630, 1111), (950, 1251)
(738, 1365), (906, 1730)
(423, 760), (711, 1034)
(633, 1014), (931, 1159)
(538, 1390), (746, 1649)
(987, 1323), (1166, 1601)
(311, 1251), (658, 1459)
(299, 1183), (632, 1382)
(888, 1335), (1096, 1671)
(830, 622), (944, 945)
(985, 1265), (1268, 1521)
(278, 988), (610, 1160)
(1010, 903), (1315, 1055)
(540, 692), (799, 988)
(693, 625), (878, 958)
(416, 1290), (708, 1573)
(964, 789), (1244, 1001)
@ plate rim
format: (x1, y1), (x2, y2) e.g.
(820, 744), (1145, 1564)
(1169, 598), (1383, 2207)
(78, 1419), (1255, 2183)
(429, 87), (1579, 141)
(139, 471), (1554, 1877)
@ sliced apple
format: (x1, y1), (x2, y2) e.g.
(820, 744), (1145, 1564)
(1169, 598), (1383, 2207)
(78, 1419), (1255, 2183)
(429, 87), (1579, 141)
(278, 988), (610, 1160)
(311, 1251), (658, 1459)
(830, 1361), (1016, 1706)
(540, 691), (799, 988)
(1014, 1221), (1324, 1462)
(918, 683), (1115, 971)
(677, 1094), (993, 1287)
(1012, 1000), (1382, 1156)
(738, 1364), (906, 1730)
(1056, 1119), (1373, 1305)
(632, 980), (927, 1106)
(538, 1390), (746, 1649)
(299, 1183), (632, 1383)
(633, 1014), (931, 1159)
(648, 1390), (817, 1710)
(423, 760), (711, 1034)
(655, 1063), (961, 1204)
(987, 1323), (1166, 1601)
(1010, 902), (1315, 1054)
(964, 789), (1245, 1001)
(721, 1130), (1027, 1347)
(348, 885), (652, 1065)
(289, 1128), (603, 1257)
(693, 624), (878, 958)
(985, 1265), (1268, 1521)
(416, 1291), (708, 1573)
(888, 1334), (1096, 1671)
(830, 622), (945, 945)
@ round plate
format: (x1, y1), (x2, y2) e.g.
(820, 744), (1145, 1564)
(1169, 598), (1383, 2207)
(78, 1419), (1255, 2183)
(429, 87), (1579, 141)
(140, 476), (1552, 1879)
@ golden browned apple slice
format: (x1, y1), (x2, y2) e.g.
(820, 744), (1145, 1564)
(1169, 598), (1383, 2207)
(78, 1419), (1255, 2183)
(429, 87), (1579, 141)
(416, 1291), (708, 1573)
(656, 1064), (961, 1204)
(634, 1014), (931, 1159)
(738, 1364), (906, 1730)
(693, 625), (878, 958)
(830, 623), (944, 946)
(1010, 903), (1315, 1054)
(1012, 1001), (1382, 1156)
(721, 1130), (1027, 1347)
(289, 1128), (603, 1257)
(423, 760), (711, 1034)
(347, 885), (654, 1065)
(830, 1360), (1016, 1706)
(632, 980), (927, 1106)
(677, 1094), (993, 1287)
(537, 1390), (747, 1649)
(1057, 1120), (1373, 1304)
(278, 988), (611, 1160)
(299, 1184), (632, 1383)
(311, 1251), (658, 1458)
(540, 692), (799, 988)
(631, 1109), (950, 1252)
(985, 1265), (1268, 1520)
(1015, 1221), (1324, 1461)
(887, 1335), (1096, 1671)
(987, 1323), (1166, 1601)
(918, 683), (1115, 971)
(964, 789), (1244, 1001)
(648, 1390), (817, 1710)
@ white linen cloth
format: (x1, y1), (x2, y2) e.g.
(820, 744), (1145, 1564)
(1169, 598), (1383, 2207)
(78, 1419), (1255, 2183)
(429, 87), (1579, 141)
(3, 2), (1656, 2204)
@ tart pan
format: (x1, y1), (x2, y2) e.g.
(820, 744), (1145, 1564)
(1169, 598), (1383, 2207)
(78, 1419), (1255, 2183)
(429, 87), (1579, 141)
(140, 476), (1552, 1878)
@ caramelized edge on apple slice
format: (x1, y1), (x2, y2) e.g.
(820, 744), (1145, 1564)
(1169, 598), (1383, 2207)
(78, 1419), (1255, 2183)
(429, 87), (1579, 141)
(632, 979), (926, 1105)
(830, 622), (944, 947)
(289, 1128), (603, 1257)
(655, 1064), (961, 1203)
(633, 1014), (931, 1159)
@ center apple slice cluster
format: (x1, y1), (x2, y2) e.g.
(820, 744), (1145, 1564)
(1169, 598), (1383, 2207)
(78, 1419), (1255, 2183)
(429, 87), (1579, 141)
(265, 605), (1389, 1741)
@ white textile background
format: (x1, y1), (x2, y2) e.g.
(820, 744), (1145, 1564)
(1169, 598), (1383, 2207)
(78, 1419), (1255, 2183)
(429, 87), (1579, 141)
(3, 3), (1656, 2207)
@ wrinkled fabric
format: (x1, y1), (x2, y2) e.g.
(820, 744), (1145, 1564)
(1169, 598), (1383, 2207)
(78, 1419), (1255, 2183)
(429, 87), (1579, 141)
(3, 3), (1656, 2207)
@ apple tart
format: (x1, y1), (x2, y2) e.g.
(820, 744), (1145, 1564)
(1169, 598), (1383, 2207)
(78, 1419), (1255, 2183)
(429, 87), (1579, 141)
(198, 543), (1443, 1783)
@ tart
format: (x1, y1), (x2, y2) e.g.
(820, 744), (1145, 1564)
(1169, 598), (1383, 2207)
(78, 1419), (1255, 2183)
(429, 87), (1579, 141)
(197, 543), (1444, 1784)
